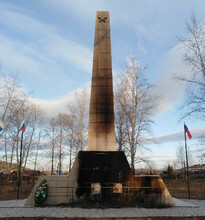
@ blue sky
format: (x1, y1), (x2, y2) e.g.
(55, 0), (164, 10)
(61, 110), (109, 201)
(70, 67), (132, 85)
(1, 0), (205, 168)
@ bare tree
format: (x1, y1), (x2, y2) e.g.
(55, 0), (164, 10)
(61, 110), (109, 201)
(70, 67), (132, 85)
(0, 72), (31, 173)
(45, 110), (83, 174)
(115, 87), (127, 151)
(4, 94), (29, 169)
(176, 143), (194, 168)
(176, 144), (186, 171)
(46, 118), (57, 175)
(173, 14), (205, 120)
(172, 14), (205, 161)
(2, 99), (45, 176)
(33, 130), (43, 172)
(67, 86), (89, 152)
(22, 104), (45, 170)
(0, 72), (51, 175)
(54, 113), (69, 174)
(114, 56), (159, 172)
(0, 73), (28, 137)
(63, 112), (77, 171)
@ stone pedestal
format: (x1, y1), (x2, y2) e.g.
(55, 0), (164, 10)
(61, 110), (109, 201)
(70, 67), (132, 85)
(25, 151), (175, 207)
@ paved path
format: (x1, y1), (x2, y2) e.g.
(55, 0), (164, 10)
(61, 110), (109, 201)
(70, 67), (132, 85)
(0, 199), (204, 218)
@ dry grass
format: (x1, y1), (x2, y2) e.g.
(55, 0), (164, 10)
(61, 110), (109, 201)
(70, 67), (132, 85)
(0, 182), (35, 200)
(164, 178), (205, 199)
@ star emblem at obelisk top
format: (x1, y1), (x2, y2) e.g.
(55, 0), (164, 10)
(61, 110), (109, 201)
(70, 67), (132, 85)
(98, 16), (107, 22)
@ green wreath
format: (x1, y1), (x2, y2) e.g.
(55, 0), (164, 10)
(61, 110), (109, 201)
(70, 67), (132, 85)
(34, 179), (48, 204)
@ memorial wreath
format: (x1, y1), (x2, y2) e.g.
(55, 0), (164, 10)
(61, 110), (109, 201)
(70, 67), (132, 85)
(34, 179), (48, 204)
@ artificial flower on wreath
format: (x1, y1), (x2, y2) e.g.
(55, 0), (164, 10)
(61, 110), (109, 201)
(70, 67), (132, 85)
(34, 179), (48, 204)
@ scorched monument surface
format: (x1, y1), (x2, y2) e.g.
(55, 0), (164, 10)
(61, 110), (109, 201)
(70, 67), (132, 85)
(87, 11), (116, 151)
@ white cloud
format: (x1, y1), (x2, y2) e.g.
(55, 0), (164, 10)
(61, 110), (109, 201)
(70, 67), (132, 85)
(46, 34), (92, 73)
(0, 1), (201, 117)
(137, 41), (147, 55)
(0, 33), (42, 76)
(0, 4), (92, 98)
(30, 85), (91, 117)
(151, 128), (205, 144)
(0, 9), (55, 38)
(153, 44), (192, 115)
(30, 96), (71, 118)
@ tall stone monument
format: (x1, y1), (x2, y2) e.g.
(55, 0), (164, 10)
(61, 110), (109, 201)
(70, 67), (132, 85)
(87, 11), (116, 151)
(25, 11), (175, 208)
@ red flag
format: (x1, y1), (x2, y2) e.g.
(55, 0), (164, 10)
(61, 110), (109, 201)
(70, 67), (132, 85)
(184, 124), (192, 139)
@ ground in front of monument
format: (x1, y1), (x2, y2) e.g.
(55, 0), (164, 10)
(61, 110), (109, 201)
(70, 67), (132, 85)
(0, 198), (205, 219)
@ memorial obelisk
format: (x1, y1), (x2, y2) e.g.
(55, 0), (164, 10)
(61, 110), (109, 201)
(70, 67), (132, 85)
(25, 11), (175, 208)
(87, 11), (116, 151)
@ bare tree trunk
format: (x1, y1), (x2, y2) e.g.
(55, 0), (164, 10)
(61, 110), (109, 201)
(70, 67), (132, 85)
(23, 127), (35, 170)
(34, 146), (38, 172)
(34, 132), (41, 172)
(4, 132), (7, 163)
(117, 124), (123, 151)
(80, 112), (84, 151)
(68, 120), (75, 172)
(51, 139), (55, 175)
(69, 143), (72, 172)
(59, 127), (62, 175)
(131, 152), (135, 173)
(10, 137), (16, 167)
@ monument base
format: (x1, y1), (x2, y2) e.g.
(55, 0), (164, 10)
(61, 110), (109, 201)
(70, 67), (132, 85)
(25, 151), (175, 207)
(25, 155), (80, 207)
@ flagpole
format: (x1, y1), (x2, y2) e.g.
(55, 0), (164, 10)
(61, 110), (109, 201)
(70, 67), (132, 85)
(17, 131), (23, 199)
(184, 122), (190, 199)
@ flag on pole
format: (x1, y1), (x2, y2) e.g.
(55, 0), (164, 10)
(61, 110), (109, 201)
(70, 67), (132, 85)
(20, 121), (26, 132)
(0, 121), (4, 132)
(184, 124), (192, 139)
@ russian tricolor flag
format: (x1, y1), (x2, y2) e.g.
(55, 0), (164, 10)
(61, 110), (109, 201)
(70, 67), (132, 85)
(20, 121), (26, 132)
(184, 124), (192, 139)
(0, 121), (4, 132)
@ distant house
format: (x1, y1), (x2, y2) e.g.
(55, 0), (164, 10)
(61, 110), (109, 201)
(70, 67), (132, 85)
(23, 170), (40, 176)
(9, 170), (17, 181)
(10, 170), (17, 176)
